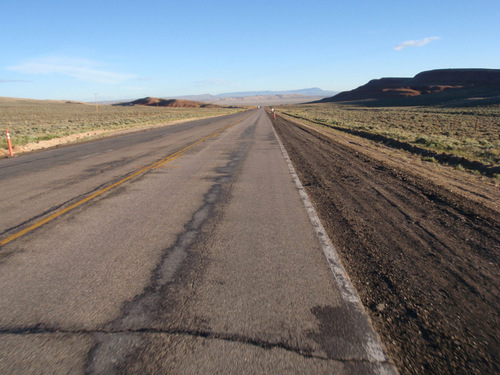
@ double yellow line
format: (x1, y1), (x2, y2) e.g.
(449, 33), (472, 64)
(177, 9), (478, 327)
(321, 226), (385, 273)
(0, 115), (250, 247)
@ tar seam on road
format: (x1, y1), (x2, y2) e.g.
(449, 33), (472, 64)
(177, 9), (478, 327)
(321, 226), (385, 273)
(0, 114), (252, 248)
(84, 128), (255, 374)
(269, 115), (397, 374)
(0, 326), (384, 364)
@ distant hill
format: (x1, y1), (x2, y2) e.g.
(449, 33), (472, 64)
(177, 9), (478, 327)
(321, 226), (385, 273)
(213, 88), (337, 98)
(0, 97), (90, 105)
(317, 69), (500, 106)
(192, 94), (332, 106)
(176, 88), (338, 105)
(99, 88), (337, 106)
(114, 97), (220, 108)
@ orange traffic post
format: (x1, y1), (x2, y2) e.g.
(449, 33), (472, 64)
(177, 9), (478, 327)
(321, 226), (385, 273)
(6, 130), (14, 157)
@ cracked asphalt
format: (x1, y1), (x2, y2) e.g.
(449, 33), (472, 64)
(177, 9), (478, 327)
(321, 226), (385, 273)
(0, 109), (395, 374)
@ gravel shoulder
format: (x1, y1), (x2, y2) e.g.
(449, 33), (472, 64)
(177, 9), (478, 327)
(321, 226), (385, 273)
(272, 113), (500, 374)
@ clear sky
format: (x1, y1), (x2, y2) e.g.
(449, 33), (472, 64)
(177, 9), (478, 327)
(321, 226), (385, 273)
(1, 0), (499, 102)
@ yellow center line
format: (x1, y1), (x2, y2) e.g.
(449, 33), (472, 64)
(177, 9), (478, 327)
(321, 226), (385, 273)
(0, 114), (252, 247)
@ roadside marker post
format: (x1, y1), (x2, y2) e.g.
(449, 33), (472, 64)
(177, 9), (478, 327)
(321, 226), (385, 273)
(5, 130), (14, 157)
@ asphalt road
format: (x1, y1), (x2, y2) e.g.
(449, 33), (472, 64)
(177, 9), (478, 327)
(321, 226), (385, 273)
(0, 109), (396, 374)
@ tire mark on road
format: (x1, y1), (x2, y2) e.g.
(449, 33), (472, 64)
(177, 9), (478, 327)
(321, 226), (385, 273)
(85, 122), (256, 374)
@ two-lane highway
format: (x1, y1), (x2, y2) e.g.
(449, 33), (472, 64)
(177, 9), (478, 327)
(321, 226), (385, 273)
(0, 109), (396, 374)
(0, 111), (250, 245)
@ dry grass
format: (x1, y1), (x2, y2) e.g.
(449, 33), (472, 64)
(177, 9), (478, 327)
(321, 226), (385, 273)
(279, 103), (500, 165)
(0, 98), (244, 151)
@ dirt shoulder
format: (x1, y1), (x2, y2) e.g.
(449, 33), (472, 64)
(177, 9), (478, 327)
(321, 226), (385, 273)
(272, 113), (500, 374)
(279, 113), (499, 214)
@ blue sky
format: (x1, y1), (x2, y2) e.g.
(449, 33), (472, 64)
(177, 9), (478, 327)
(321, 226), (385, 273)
(1, 0), (499, 101)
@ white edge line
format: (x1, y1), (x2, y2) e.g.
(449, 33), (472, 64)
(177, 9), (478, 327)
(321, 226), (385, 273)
(269, 118), (394, 367)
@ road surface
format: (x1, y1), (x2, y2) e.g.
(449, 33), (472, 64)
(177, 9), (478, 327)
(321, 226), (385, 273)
(0, 109), (395, 374)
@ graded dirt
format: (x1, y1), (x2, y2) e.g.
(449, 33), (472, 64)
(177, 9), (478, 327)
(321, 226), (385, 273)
(272, 113), (499, 374)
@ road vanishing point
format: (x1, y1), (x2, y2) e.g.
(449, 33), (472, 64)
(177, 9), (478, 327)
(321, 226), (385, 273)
(0, 108), (397, 374)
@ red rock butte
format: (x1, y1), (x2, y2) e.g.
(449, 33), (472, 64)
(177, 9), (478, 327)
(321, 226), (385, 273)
(318, 68), (500, 105)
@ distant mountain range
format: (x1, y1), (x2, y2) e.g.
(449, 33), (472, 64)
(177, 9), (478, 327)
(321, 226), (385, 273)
(178, 88), (337, 100)
(317, 69), (500, 106)
(174, 88), (338, 105)
(103, 88), (337, 106)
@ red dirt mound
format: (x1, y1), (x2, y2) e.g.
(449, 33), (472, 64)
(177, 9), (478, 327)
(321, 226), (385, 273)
(116, 97), (219, 108)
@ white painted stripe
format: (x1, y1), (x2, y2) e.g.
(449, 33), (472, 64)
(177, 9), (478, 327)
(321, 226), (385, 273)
(268, 115), (392, 367)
